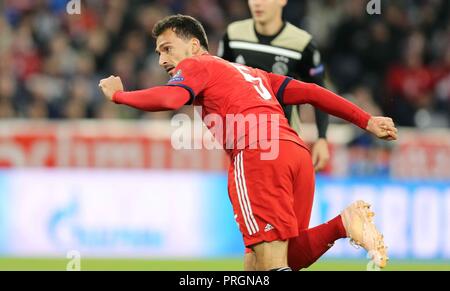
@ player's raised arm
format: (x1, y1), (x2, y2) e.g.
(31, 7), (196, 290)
(99, 76), (191, 112)
(269, 73), (398, 141)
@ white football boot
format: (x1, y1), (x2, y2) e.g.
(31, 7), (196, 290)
(341, 200), (389, 268)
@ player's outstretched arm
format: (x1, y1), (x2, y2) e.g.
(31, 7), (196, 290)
(272, 76), (397, 141)
(99, 76), (190, 111)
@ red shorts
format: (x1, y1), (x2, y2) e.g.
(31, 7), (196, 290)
(227, 140), (315, 250)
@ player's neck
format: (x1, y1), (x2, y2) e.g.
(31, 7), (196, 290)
(193, 50), (209, 57)
(254, 18), (284, 36)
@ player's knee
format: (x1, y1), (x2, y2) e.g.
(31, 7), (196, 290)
(244, 252), (256, 271)
(252, 240), (289, 271)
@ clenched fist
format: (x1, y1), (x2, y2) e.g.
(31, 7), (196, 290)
(366, 116), (398, 141)
(99, 76), (124, 101)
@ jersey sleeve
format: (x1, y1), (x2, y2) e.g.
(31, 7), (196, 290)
(296, 40), (329, 138)
(280, 79), (371, 129)
(266, 72), (294, 105)
(113, 86), (191, 111)
(166, 58), (210, 105)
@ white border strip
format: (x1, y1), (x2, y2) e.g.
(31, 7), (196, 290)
(229, 41), (302, 60)
(234, 152), (256, 235)
(238, 152), (259, 233)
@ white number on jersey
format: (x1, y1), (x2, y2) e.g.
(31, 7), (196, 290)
(231, 63), (272, 100)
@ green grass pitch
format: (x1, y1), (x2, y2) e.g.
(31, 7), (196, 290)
(0, 258), (449, 271)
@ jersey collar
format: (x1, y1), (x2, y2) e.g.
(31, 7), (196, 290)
(254, 21), (287, 45)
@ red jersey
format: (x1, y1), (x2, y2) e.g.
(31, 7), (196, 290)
(166, 53), (304, 156)
(113, 53), (370, 158)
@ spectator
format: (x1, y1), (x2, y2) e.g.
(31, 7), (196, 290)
(0, 0), (447, 127)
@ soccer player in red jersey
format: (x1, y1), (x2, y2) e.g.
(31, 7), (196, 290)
(99, 15), (397, 271)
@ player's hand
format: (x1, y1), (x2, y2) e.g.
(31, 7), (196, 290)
(99, 75), (124, 101)
(312, 138), (330, 172)
(366, 116), (398, 141)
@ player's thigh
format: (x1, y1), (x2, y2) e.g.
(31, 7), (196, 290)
(227, 145), (299, 248)
(292, 145), (316, 230)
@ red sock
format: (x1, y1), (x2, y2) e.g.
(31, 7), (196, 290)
(288, 215), (347, 271)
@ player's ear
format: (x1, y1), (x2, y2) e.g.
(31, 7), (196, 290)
(280, 0), (287, 8)
(191, 38), (202, 54)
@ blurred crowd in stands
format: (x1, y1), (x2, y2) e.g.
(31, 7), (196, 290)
(0, 0), (449, 128)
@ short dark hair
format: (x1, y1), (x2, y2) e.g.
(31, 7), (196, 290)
(152, 14), (209, 51)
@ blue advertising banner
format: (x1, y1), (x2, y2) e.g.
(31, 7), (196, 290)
(0, 170), (448, 260)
